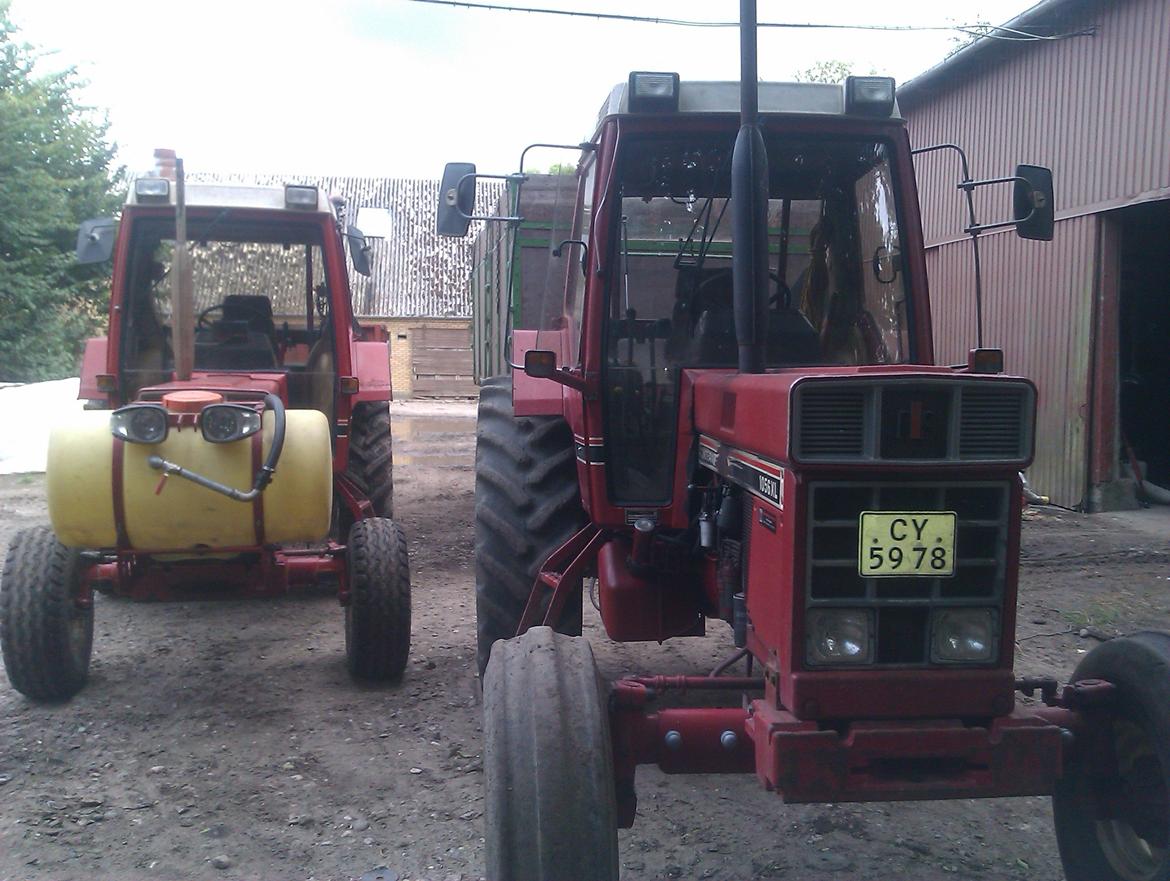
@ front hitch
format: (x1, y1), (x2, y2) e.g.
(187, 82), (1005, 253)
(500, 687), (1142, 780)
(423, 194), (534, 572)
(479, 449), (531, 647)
(147, 393), (287, 502)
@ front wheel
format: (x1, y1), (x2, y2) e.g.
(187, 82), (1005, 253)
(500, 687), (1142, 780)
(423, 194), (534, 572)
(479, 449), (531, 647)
(344, 517), (410, 682)
(0, 526), (94, 701)
(1052, 631), (1170, 881)
(483, 627), (618, 881)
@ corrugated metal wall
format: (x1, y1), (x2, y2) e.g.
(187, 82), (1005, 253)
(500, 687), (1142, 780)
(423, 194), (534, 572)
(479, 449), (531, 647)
(903, 0), (1170, 508)
(927, 217), (1097, 506)
(908, 0), (1170, 248)
(188, 172), (503, 319)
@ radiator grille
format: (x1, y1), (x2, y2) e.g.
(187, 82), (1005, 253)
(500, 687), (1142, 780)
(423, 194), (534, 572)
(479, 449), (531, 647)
(792, 380), (1032, 465)
(805, 481), (1009, 666)
(796, 388), (866, 458)
(959, 387), (1028, 460)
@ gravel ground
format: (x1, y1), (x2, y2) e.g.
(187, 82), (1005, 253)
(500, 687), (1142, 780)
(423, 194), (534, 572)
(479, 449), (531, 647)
(1, 400), (1168, 881)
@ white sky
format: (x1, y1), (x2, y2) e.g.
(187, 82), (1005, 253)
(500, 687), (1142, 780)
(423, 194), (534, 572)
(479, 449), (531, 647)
(12, 0), (1033, 180)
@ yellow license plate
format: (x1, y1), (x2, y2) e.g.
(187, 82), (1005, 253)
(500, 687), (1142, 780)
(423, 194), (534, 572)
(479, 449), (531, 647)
(858, 511), (956, 577)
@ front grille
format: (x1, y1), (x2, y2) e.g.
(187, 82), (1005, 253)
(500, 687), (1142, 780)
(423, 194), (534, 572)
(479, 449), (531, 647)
(797, 388), (866, 457)
(791, 379), (1034, 465)
(959, 386), (1029, 460)
(806, 481), (1009, 666)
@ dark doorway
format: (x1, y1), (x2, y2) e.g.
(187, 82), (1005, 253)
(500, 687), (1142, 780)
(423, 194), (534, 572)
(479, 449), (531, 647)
(1118, 200), (1170, 489)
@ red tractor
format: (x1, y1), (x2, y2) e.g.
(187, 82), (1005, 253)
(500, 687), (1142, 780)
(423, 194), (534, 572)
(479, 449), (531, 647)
(0, 156), (410, 701)
(439, 7), (1169, 881)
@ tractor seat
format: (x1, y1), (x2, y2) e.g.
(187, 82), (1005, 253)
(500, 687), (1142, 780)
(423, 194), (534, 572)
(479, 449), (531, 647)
(222, 295), (277, 347)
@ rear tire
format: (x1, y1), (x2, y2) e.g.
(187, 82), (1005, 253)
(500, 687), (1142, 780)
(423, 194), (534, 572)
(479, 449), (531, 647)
(474, 376), (586, 677)
(344, 401), (394, 528)
(1052, 631), (1170, 881)
(345, 517), (410, 682)
(483, 627), (619, 881)
(0, 526), (93, 701)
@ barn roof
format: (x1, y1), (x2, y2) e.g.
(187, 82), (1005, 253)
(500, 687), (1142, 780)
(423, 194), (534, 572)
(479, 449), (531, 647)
(898, 0), (1102, 108)
(187, 171), (504, 319)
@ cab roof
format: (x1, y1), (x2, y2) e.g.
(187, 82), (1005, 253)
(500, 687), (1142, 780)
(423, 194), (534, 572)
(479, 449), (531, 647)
(597, 79), (903, 129)
(124, 180), (334, 215)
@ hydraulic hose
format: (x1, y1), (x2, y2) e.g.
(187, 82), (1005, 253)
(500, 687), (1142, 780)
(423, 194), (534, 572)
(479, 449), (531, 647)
(147, 393), (287, 502)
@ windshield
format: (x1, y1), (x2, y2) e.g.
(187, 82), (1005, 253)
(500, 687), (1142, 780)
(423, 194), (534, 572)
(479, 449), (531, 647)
(604, 134), (911, 504)
(610, 134), (910, 370)
(119, 215), (338, 411)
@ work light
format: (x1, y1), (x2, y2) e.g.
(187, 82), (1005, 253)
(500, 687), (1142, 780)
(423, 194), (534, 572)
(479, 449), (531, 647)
(806, 609), (874, 666)
(200, 404), (263, 444)
(930, 608), (998, 663)
(628, 72), (680, 113)
(284, 185), (319, 210)
(134, 177), (171, 203)
(110, 403), (169, 444)
(845, 76), (896, 118)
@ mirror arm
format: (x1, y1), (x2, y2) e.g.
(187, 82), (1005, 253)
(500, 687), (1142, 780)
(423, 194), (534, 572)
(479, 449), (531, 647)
(958, 175), (1037, 234)
(518, 141), (596, 175)
(532, 367), (591, 394)
(457, 172), (528, 224)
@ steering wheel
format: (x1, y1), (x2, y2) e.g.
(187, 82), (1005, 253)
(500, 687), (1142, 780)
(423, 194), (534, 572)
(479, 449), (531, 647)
(695, 268), (790, 309)
(197, 303), (224, 329)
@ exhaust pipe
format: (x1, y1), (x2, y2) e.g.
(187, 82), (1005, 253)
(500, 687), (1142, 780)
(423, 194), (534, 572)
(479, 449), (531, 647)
(731, 0), (769, 375)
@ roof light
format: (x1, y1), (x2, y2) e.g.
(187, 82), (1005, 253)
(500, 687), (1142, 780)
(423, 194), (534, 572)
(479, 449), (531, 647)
(628, 71), (680, 113)
(967, 348), (1005, 374)
(845, 76), (896, 118)
(285, 185), (319, 210)
(134, 177), (171, 202)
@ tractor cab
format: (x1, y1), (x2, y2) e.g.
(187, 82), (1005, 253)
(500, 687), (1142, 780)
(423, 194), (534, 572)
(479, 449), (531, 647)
(80, 179), (377, 420)
(594, 115), (916, 507)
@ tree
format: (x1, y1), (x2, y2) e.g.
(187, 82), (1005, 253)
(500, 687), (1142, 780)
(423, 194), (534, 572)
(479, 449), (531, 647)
(0, 2), (121, 382)
(792, 60), (855, 84)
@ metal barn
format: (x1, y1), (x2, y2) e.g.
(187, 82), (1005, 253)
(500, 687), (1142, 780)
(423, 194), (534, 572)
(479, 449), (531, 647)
(899, 0), (1170, 510)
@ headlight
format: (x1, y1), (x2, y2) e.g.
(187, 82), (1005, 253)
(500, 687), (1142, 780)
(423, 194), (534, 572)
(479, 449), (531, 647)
(931, 609), (998, 663)
(200, 404), (262, 444)
(806, 609), (873, 666)
(110, 403), (169, 444)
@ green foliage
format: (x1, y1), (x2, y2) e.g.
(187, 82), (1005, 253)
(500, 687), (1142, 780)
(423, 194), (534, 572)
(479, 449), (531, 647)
(546, 162), (576, 176)
(792, 60), (855, 84)
(0, 1), (120, 382)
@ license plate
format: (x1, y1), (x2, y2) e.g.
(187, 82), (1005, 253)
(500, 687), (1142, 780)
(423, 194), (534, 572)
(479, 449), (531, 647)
(858, 511), (956, 577)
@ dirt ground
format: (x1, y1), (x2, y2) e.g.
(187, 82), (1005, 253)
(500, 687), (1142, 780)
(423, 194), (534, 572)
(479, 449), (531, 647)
(2, 399), (1169, 881)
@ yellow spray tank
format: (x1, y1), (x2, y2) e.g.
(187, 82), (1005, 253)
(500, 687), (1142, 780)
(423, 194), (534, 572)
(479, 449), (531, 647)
(46, 391), (332, 551)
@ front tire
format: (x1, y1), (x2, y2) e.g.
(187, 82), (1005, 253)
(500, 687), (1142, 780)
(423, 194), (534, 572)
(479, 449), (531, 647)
(344, 517), (410, 682)
(474, 376), (585, 676)
(483, 627), (619, 881)
(0, 526), (94, 701)
(1052, 631), (1170, 881)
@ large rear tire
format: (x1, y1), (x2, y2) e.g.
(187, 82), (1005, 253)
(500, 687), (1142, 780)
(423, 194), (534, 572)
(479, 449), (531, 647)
(344, 517), (410, 682)
(483, 627), (619, 881)
(474, 376), (585, 677)
(346, 401), (394, 521)
(1052, 631), (1170, 881)
(0, 526), (94, 701)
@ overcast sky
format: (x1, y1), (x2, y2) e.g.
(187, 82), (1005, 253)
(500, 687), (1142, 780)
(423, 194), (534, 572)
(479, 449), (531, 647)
(12, 0), (1034, 180)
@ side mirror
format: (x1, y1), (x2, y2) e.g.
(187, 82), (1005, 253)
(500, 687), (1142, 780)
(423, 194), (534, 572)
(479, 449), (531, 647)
(346, 226), (372, 277)
(1013, 165), (1054, 241)
(77, 217), (118, 264)
(436, 162), (477, 238)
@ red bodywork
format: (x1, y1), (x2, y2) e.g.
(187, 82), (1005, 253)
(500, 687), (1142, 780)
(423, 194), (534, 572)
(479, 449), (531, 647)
(508, 109), (1090, 817)
(76, 202), (391, 603)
